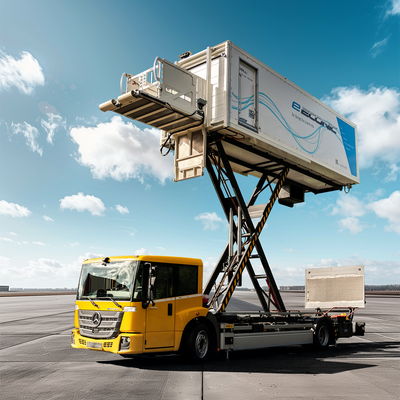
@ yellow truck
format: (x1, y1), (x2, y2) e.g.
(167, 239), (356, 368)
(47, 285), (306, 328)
(71, 255), (213, 360)
(71, 255), (365, 360)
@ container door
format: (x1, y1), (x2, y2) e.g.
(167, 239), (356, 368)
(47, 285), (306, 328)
(145, 264), (175, 349)
(238, 61), (257, 131)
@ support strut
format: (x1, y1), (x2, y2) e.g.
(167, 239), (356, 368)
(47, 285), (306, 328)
(204, 135), (289, 313)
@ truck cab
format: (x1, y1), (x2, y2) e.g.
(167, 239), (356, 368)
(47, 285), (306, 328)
(71, 255), (209, 356)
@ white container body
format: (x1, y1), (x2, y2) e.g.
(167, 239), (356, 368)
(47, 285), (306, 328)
(181, 41), (359, 188)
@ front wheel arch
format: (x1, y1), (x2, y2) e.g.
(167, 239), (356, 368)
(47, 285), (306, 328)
(179, 317), (216, 360)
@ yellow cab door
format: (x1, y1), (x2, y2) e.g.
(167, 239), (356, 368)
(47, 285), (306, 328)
(144, 263), (175, 350)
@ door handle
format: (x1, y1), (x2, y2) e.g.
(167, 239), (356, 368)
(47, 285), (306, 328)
(167, 303), (173, 316)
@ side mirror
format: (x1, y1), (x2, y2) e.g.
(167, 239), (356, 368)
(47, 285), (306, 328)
(142, 263), (157, 309)
(148, 266), (157, 304)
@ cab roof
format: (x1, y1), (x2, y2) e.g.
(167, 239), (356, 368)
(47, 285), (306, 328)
(83, 255), (202, 266)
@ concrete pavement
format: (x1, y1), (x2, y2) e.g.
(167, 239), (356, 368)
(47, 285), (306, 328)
(0, 293), (399, 400)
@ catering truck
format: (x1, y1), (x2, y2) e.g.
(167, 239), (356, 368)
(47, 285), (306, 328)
(71, 256), (365, 359)
(71, 41), (365, 360)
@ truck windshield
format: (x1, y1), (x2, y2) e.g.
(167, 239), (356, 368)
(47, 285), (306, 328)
(77, 260), (142, 301)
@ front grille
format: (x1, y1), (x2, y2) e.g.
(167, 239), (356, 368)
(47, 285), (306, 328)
(103, 342), (113, 348)
(79, 310), (123, 339)
(79, 338), (87, 345)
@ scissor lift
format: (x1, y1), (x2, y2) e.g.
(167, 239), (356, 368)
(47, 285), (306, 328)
(204, 134), (288, 313)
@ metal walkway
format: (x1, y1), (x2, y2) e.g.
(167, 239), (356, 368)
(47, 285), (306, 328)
(99, 90), (203, 134)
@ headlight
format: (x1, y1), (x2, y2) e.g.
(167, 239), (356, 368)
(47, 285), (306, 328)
(120, 336), (131, 350)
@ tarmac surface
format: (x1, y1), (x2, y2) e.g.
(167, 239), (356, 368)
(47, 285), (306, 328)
(0, 292), (399, 400)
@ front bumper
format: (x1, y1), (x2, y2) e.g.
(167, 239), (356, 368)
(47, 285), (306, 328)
(71, 329), (144, 354)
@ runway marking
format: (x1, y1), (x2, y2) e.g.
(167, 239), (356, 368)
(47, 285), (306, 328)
(0, 332), (67, 351)
(0, 311), (73, 325)
(349, 336), (373, 342)
(369, 333), (397, 340)
(327, 357), (400, 361)
(0, 332), (72, 337)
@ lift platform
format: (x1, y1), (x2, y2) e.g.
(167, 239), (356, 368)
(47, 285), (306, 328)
(99, 58), (206, 135)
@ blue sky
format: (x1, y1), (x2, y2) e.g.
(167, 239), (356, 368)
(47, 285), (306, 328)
(0, 0), (399, 288)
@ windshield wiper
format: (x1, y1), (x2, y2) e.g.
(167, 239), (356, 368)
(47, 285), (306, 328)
(97, 297), (123, 309)
(82, 296), (100, 308)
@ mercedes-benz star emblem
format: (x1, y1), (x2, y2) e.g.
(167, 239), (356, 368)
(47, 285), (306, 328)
(92, 312), (102, 327)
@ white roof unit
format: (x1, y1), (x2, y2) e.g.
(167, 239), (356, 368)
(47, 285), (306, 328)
(305, 265), (365, 309)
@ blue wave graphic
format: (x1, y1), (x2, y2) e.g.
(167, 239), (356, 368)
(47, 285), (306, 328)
(232, 91), (337, 155)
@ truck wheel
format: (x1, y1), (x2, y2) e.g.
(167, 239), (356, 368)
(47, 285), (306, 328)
(313, 320), (331, 349)
(185, 323), (211, 361)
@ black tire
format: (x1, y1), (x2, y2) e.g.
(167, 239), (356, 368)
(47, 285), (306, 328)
(313, 320), (332, 349)
(184, 323), (211, 361)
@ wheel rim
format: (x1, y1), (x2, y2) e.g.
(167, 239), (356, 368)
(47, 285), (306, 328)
(195, 329), (209, 359)
(318, 325), (329, 346)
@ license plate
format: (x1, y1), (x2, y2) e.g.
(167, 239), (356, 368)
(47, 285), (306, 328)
(87, 341), (102, 349)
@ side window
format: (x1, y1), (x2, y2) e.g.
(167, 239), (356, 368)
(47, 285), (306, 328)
(175, 265), (198, 296)
(153, 264), (174, 299)
(132, 264), (143, 300)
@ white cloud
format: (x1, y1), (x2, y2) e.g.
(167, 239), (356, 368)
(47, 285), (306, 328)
(273, 265), (305, 286)
(0, 51), (45, 94)
(338, 217), (364, 234)
(41, 113), (66, 144)
(0, 256), (11, 267)
(43, 215), (54, 222)
(324, 87), (400, 173)
(0, 234), (46, 246)
(134, 248), (148, 255)
(60, 193), (106, 216)
(387, 0), (400, 16)
(195, 212), (224, 231)
(0, 252), (103, 288)
(332, 193), (366, 218)
(365, 188), (385, 202)
(0, 200), (31, 217)
(330, 189), (400, 235)
(11, 121), (43, 156)
(69, 116), (172, 183)
(202, 256), (218, 286)
(368, 191), (400, 233)
(370, 37), (389, 58)
(331, 193), (367, 234)
(115, 204), (129, 214)
(27, 258), (62, 273)
(385, 163), (400, 182)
